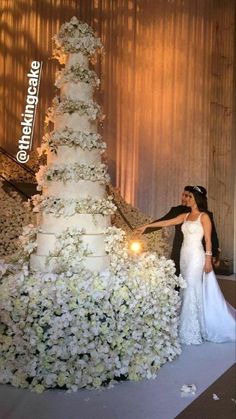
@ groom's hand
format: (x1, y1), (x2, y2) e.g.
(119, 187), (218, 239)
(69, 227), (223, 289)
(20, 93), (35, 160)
(212, 257), (220, 268)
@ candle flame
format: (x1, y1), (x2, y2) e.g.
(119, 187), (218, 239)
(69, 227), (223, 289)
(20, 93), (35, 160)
(129, 240), (142, 254)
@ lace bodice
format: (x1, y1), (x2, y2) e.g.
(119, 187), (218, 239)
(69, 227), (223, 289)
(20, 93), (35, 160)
(181, 214), (204, 248)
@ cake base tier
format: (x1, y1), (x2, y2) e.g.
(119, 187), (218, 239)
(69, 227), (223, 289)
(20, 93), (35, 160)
(30, 254), (110, 273)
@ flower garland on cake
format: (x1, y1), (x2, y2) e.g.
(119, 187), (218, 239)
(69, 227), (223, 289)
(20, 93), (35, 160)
(46, 97), (104, 124)
(53, 16), (104, 63)
(55, 64), (100, 88)
(36, 163), (110, 190)
(31, 194), (116, 217)
(46, 228), (92, 274)
(40, 128), (106, 155)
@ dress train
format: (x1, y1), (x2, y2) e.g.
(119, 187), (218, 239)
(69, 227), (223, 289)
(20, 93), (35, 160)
(203, 271), (236, 343)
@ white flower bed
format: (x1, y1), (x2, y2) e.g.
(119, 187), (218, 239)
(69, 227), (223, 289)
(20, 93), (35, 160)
(0, 226), (185, 393)
(0, 182), (36, 256)
(0, 152), (38, 183)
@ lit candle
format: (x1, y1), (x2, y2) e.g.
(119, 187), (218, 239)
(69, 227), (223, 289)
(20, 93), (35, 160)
(129, 240), (142, 254)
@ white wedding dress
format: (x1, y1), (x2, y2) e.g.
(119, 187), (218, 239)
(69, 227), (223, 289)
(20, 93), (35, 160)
(179, 213), (236, 345)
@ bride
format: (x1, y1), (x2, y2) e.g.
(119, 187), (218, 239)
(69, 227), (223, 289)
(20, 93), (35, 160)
(137, 186), (235, 345)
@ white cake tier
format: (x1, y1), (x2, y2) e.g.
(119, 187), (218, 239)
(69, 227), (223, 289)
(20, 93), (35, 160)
(30, 253), (109, 273)
(65, 52), (89, 70)
(54, 113), (97, 132)
(60, 82), (93, 101)
(43, 180), (106, 199)
(47, 146), (101, 165)
(37, 213), (110, 234)
(36, 232), (107, 257)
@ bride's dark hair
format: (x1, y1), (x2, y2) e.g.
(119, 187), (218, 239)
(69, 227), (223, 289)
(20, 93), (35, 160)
(189, 186), (208, 212)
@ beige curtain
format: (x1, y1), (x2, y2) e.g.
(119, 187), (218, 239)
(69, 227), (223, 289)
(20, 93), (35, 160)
(99, 0), (214, 214)
(0, 0), (235, 263)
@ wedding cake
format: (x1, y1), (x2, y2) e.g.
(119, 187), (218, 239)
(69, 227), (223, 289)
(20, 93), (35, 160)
(0, 17), (183, 394)
(30, 17), (115, 273)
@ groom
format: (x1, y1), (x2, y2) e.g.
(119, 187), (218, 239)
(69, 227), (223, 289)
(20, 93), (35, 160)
(144, 185), (220, 275)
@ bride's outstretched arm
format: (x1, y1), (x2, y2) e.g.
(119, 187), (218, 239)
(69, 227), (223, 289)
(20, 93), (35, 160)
(136, 213), (186, 234)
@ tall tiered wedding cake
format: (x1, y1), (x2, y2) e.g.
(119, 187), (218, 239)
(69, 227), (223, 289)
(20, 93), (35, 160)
(30, 17), (115, 273)
(0, 17), (183, 393)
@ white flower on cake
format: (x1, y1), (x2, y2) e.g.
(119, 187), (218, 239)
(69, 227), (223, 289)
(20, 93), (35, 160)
(46, 97), (104, 123)
(16, 224), (38, 263)
(53, 16), (103, 63)
(40, 128), (106, 155)
(104, 227), (130, 270)
(31, 194), (116, 216)
(36, 163), (110, 190)
(55, 64), (100, 88)
(46, 228), (91, 273)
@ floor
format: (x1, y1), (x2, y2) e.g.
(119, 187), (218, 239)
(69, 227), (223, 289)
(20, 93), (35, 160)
(176, 363), (236, 419)
(217, 274), (236, 308)
(0, 342), (235, 419)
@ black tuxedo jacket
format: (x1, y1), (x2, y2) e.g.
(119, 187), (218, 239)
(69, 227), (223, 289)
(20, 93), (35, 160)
(144, 205), (220, 275)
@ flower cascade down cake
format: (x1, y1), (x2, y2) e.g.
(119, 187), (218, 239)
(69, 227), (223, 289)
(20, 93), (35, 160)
(30, 17), (116, 273)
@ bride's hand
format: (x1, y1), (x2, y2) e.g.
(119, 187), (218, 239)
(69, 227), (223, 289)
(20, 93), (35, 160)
(204, 259), (213, 273)
(135, 225), (148, 235)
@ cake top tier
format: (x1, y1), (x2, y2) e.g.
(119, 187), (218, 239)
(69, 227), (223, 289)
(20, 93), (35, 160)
(53, 16), (103, 62)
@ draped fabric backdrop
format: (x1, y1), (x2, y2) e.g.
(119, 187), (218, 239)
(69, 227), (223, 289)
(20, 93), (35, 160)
(0, 0), (235, 268)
